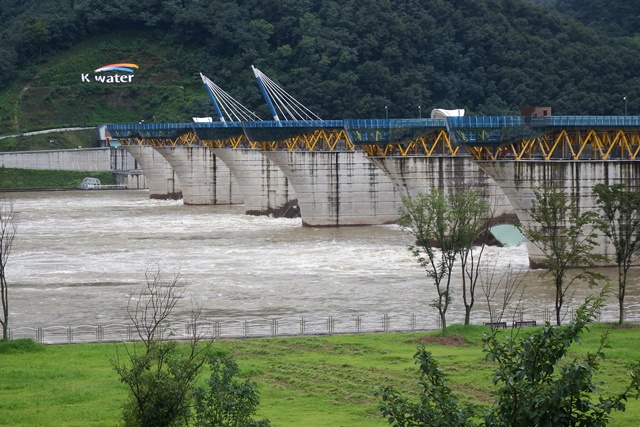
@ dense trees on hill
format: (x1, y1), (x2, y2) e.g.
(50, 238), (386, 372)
(527, 0), (640, 38)
(1, 0), (640, 128)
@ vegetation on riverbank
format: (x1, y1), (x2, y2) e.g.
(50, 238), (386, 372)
(1, 325), (639, 426)
(0, 168), (115, 190)
(0, 129), (97, 152)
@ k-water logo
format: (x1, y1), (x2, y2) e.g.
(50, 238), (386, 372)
(81, 63), (139, 84)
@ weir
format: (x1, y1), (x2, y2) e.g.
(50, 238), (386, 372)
(478, 160), (640, 266)
(263, 150), (400, 226)
(211, 148), (296, 216)
(153, 146), (242, 205)
(103, 70), (640, 264)
(122, 145), (181, 199)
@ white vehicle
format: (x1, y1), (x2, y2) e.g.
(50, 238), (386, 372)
(76, 177), (101, 190)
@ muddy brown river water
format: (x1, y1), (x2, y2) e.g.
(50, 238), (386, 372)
(6, 190), (640, 332)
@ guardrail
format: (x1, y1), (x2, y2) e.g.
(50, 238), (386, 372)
(9, 304), (638, 344)
(95, 184), (128, 189)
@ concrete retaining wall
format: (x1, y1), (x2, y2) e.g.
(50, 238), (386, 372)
(0, 147), (146, 189)
(0, 147), (137, 171)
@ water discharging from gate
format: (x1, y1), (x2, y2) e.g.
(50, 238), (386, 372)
(7, 190), (640, 330)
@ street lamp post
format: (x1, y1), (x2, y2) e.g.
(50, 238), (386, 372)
(624, 96), (628, 115)
(418, 105), (421, 118)
(385, 106), (388, 119)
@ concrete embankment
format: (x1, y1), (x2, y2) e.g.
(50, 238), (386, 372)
(0, 147), (145, 189)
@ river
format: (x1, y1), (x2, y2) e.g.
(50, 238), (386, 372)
(5, 190), (639, 333)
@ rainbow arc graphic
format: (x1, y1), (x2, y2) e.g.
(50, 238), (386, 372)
(94, 63), (139, 73)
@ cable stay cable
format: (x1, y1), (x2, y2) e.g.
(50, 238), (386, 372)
(200, 73), (261, 122)
(261, 77), (298, 121)
(258, 71), (321, 121)
(251, 66), (321, 121)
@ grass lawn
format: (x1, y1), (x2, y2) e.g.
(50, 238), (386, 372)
(1, 324), (639, 426)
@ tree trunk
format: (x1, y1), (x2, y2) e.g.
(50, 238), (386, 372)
(619, 298), (625, 325)
(618, 267), (627, 325)
(1, 276), (7, 340)
(555, 275), (563, 325)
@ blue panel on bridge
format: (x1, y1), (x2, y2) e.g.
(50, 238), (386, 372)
(447, 116), (640, 147)
(345, 118), (446, 145)
(106, 124), (141, 138)
(107, 116), (640, 147)
(530, 116), (640, 128)
(192, 121), (245, 140)
(242, 120), (344, 142)
(446, 116), (542, 147)
(107, 123), (195, 139)
(137, 123), (194, 139)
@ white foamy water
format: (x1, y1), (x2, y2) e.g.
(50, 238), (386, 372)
(5, 190), (639, 329)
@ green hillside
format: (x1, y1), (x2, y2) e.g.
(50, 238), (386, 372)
(1, 0), (640, 137)
(526, 0), (640, 38)
(0, 32), (208, 135)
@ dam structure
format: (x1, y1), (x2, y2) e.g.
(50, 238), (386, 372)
(107, 114), (640, 265)
(107, 69), (502, 227)
(104, 69), (640, 264)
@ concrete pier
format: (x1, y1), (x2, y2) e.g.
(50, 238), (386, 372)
(369, 155), (517, 224)
(263, 150), (400, 226)
(478, 160), (640, 266)
(212, 148), (296, 216)
(123, 145), (182, 199)
(154, 146), (242, 205)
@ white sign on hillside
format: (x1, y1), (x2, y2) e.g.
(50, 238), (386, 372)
(80, 63), (139, 84)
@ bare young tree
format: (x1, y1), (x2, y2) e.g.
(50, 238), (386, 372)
(128, 266), (187, 347)
(480, 258), (528, 327)
(456, 187), (495, 325)
(0, 198), (17, 340)
(113, 266), (212, 427)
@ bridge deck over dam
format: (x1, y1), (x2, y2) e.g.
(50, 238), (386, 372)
(108, 115), (640, 161)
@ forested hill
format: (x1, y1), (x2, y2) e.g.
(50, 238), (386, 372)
(1, 0), (640, 135)
(526, 0), (640, 38)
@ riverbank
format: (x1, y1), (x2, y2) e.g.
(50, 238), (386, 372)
(1, 325), (639, 426)
(0, 168), (116, 190)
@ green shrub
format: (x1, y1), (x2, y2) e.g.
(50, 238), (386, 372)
(0, 338), (45, 354)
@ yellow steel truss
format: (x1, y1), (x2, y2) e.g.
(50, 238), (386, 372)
(113, 129), (354, 152)
(249, 129), (354, 152)
(359, 130), (458, 157)
(252, 129), (351, 151)
(110, 127), (640, 161)
(467, 129), (640, 161)
(201, 135), (254, 149)
(114, 132), (199, 147)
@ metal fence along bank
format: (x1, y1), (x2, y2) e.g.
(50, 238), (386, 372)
(8, 304), (640, 344)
